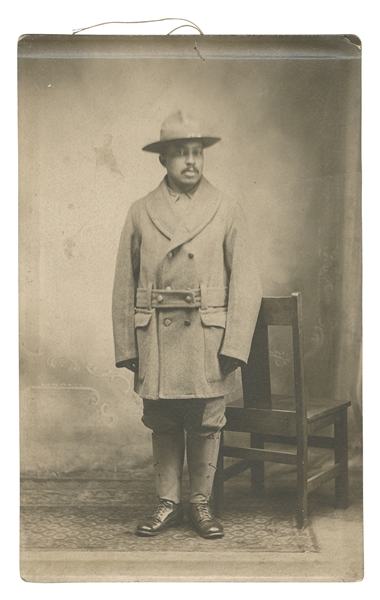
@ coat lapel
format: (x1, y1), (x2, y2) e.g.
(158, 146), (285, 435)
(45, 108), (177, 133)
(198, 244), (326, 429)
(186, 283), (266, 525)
(146, 180), (177, 240)
(147, 177), (222, 254)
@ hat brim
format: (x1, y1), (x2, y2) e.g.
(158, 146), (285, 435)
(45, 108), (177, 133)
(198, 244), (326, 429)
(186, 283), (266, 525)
(142, 137), (221, 153)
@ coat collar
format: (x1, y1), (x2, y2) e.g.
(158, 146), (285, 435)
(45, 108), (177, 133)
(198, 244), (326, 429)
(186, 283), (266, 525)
(146, 176), (222, 253)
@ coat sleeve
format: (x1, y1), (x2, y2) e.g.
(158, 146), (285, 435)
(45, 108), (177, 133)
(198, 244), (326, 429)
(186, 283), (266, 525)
(112, 204), (141, 367)
(220, 202), (262, 365)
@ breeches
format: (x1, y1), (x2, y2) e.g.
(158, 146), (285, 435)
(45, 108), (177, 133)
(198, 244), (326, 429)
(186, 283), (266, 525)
(141, 397), (226, 503)
(141, 397), (226, 436)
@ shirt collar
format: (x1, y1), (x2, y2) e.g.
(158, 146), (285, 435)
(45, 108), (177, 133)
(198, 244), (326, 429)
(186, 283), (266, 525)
(165, 176), (200, 200)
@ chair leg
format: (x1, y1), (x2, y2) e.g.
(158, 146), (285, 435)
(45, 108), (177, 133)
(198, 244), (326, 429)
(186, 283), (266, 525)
(250, 433), (265, 495)
(213, 431), (224, 518)
(334, 409), (349, 509)
(296, 473), (308, 529)
(296, 435), (308, 529)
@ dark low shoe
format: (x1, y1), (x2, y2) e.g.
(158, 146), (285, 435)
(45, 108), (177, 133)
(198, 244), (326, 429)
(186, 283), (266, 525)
(136, 499), (184, 537)
(188, 502), (224, 539)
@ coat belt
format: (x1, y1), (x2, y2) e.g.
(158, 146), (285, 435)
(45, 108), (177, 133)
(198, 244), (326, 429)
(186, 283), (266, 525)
(136, 286), (228, 309)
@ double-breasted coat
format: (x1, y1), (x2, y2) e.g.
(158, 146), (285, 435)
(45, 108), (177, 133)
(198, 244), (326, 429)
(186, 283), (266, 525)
(112, 176), (262, 400)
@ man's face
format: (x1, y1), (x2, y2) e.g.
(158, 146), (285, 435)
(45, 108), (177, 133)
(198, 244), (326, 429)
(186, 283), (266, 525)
(160, 141), (204, 192)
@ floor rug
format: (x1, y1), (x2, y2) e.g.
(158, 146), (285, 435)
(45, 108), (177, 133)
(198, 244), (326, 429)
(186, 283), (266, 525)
(20, 473), (319, 553)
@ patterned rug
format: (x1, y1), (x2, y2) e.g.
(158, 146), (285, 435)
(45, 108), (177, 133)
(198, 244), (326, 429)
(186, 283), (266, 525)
(20, 473), (319, 553)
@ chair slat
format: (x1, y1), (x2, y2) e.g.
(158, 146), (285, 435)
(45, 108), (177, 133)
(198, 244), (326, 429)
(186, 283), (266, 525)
(222, 445), (298, 465)
(259, 434), (335, 449)
(308, 412), (344, 434)
(222, 459), (252, 482)
(307, 464), (341, 492)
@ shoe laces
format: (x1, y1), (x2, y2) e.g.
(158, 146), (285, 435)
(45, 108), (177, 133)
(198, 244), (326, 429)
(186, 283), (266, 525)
(152, 500), (174, 523)
(194, 503), (213, 522)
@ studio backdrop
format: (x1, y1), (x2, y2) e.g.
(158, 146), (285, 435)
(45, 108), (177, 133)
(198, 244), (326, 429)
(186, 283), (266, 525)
(18, 35), (361, 476)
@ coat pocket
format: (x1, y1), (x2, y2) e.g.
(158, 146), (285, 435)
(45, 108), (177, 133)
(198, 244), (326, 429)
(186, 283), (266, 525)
(134, 310), (153, 382)
(200, 309), (227, 383)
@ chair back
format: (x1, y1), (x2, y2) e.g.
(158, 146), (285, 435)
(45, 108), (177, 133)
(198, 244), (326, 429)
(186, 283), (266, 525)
(241, 292), (307, 421)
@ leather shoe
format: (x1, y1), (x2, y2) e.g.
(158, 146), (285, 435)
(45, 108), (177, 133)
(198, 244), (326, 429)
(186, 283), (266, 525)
(188, 502), (224, 539)
(136, 499), (183, 537)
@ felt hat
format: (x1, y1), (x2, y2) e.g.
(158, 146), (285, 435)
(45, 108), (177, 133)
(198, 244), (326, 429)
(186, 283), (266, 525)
(142, 111), (221, 153)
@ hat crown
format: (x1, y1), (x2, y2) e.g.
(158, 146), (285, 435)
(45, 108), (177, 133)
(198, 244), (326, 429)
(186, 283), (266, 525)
(142, 110), (221, 152)
(160, 111), (203, 143)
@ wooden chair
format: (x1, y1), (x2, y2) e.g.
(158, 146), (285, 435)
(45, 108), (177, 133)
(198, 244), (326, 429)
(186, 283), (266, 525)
(213, 292), (350, 529)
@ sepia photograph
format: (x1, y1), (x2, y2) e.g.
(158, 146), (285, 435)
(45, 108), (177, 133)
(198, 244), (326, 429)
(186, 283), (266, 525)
(17, 32), (362, 582)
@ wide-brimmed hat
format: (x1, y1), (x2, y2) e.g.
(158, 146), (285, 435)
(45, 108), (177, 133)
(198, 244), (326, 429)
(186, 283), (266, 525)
(142, 111), (221, 153)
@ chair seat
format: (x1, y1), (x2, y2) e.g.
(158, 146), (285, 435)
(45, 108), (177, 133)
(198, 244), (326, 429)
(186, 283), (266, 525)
(270, 394), (351, 422)
(228, 393), (350, 413)
(223, 395), (351, 440)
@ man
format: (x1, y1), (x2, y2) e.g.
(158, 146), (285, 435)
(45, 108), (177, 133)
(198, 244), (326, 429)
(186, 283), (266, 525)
(112, 111), (262, 539)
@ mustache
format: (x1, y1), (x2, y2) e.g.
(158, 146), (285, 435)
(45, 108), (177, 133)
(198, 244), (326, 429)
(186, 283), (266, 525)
(182, 167), (199, 174)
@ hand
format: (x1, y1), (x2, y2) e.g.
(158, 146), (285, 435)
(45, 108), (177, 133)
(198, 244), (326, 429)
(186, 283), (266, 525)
(219, 354), (243, 376)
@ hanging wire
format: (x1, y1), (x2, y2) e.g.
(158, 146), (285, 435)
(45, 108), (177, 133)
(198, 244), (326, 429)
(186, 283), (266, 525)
(72, 18), (204, 36)
(167, 24), (202, 35)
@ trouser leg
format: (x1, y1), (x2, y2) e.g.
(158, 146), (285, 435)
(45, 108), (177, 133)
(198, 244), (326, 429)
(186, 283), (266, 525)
(184, 397), (226, 504)
(187, 432), (221, 503)
(185, 398), (226, 539)
(151, 431), (185, 504)
(142, 399), (185, 504)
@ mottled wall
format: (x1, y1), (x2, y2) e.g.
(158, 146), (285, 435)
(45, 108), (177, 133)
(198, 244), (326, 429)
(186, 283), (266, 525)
(18, 36), (361, 475)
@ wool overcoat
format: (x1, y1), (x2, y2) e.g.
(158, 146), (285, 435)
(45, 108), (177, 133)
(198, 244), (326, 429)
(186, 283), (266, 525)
(112, 176), (262, 400)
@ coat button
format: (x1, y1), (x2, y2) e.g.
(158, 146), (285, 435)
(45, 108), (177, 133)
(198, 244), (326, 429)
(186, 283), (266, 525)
(157, 295), (163, 303)
(188, 253), (194, 259)
(184, 320), (191, 326)
(168, 251), (173, 259)
(164, 318), (171, 327)
(185, 295), (192, 303)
